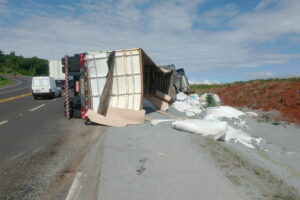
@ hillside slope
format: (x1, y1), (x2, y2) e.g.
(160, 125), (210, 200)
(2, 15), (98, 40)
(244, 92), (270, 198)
(192, 79), (300, 123)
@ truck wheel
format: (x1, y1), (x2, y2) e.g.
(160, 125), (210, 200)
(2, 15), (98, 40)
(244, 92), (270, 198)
(34, 95), (38, 100)
(59, 91), (62, 97)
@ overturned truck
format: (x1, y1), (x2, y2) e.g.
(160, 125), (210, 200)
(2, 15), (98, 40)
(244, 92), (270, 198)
(62, 48), (187, 126)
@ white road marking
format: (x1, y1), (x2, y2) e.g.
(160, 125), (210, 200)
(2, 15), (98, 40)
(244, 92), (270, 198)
(52, 98), (58, 101)
(8, 152), (24, 161)
(30, 104), (46, 111)
(66, 172), (83, 200)
(0, 86), (31, 95)
(0, 120), (8, 126)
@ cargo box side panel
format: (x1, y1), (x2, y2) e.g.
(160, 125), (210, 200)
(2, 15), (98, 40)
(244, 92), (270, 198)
(85, 52), (109, 112)
(49, 60), (65, 80)
(110, 49), (142, 110)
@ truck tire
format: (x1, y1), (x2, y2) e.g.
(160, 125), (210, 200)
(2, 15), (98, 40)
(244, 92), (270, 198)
(59, 91), (62, 97)
(34, 95), (38, 100)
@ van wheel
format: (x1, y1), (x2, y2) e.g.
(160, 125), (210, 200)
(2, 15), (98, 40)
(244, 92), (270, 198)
(34, 95), (38, 100)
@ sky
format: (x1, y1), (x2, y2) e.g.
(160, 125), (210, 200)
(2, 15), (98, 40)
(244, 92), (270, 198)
(0, 0), (300, 83)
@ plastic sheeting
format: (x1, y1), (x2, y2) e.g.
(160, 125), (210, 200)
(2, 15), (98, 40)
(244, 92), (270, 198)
(171, 118), (263, 149)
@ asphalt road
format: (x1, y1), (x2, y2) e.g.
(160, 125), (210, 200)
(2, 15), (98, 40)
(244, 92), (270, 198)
(0, 76), (67, 199)
(0, 76), (65, 162)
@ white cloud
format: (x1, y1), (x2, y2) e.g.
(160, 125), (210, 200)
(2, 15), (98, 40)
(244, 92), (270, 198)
(190, 79), (220, 85)
(0, 0), (299, 77)
(200, 3), (239, 26)
(249, 71), (275, 79)
(255, 0), (280, 10)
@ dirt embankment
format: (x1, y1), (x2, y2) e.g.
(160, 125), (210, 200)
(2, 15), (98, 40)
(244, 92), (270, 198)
(206, 80), (300, 123)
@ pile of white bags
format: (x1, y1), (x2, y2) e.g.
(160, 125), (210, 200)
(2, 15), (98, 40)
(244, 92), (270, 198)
(152, 92), (263, 149)
(172, 92), (203, 117)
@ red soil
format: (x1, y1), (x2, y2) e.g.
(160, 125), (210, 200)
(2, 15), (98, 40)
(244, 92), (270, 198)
(210, 81), (300, 123)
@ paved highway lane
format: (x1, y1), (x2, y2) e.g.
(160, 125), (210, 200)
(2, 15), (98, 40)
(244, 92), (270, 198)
(0, 77), (65, 167)
(0, 76), (100, 199)
(0, 95), (65, 162)
(0, 76), (32, 99)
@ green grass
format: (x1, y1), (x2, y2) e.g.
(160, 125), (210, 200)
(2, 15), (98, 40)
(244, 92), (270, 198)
(206, 94), (217, 107)
(0, 77), (13, 87)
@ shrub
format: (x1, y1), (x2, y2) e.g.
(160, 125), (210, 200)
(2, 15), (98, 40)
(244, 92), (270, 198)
(206, 94), (217, 107)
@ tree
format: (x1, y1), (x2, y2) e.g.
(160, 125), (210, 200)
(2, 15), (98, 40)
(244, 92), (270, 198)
(0, 50), (49, 76)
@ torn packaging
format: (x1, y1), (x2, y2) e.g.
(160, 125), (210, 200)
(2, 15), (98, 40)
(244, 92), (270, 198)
(85, 108), (145, 127)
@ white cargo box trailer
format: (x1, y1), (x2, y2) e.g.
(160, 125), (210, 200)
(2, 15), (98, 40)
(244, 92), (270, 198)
(83, 48), (174, 116)
(49, 60), (65, 87)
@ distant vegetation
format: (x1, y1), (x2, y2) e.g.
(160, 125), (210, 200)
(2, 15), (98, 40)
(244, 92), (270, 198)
(0, 50), (48, 76)
(190, 77), (300, 94)
(206, 94), (217, 107)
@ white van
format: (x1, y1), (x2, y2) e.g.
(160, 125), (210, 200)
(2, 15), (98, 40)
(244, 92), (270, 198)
(32, 76), (62, 99)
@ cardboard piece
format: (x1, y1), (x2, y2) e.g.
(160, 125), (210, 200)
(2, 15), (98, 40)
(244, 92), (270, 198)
(85, 107), (145, 127)
(85, 109), (127, 127)
(106, 107), (145, 125)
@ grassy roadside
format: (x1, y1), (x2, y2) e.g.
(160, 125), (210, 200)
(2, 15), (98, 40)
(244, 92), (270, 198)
(0, 77), (13, 87)
(199, 137), (299, 200)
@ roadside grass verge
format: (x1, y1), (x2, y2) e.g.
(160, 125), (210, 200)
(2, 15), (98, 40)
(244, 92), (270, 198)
(199, 138), (299, 200)
(0, 77), (13, 87)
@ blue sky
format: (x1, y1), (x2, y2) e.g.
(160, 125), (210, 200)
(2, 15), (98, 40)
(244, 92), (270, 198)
(0, 0), (300, 83)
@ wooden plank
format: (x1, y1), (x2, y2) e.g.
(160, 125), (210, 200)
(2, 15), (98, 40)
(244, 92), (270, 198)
(98, 51), (115, 115)
(146, 95), (169, 111)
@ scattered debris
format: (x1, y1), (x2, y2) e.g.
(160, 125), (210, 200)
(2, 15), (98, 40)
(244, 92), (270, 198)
(245, 111), (258, 118)
(136, 158), (148, 175)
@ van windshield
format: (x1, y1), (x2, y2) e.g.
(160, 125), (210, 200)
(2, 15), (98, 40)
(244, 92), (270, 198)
(33, 79), (49, 87)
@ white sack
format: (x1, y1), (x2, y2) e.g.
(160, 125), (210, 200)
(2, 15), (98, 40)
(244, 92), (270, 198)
(245, 111), (258, 118)
(205, 106), (245, 120)
(184, 107), (203, 117)
(150, 119), (176, 125)
(176, 92), (188, 101)
(172, 101), (193, 112)
(172, 119), (227, 141)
